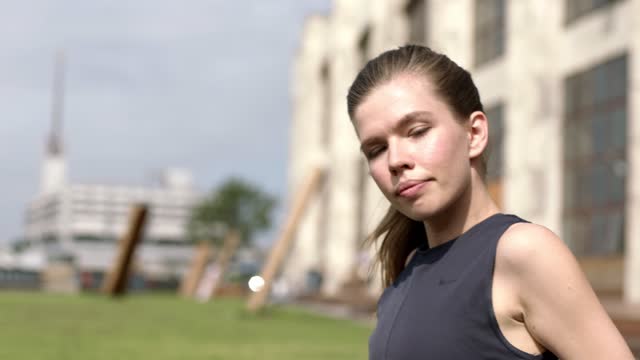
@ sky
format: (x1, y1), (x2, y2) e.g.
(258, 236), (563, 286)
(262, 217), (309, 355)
(0, 0), (331, 244)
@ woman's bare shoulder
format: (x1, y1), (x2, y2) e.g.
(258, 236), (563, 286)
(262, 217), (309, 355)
(495, 221), (634, 358)
(495, 222), (562, 269)
(494, 221), (583, 289)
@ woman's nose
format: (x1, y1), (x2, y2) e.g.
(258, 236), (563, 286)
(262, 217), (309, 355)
(387, 139), (413, 176)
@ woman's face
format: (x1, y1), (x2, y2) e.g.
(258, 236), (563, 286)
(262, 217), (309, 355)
(353, 74), (474, 221)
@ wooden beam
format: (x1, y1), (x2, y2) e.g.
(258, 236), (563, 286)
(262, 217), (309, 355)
(208, 230), (241, 299)
(179, 242), (213, 298)
(102, 204), (148, 296)
(247, 167), (324, 312)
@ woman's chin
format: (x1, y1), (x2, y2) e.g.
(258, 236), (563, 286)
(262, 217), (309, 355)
(400, 205), (441, 222)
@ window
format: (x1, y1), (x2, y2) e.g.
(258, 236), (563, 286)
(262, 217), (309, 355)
(474, 0), (506, 66)
(565, 0), (621, 24)
(42, 233), (59, 244)
(405, 0), (427, 45)
(485, 104), (505, 207)
(74, 234), (115, 243)
(563, 55), (627, 256)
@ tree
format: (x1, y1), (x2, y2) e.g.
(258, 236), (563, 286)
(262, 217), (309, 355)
(187, 177), (276, 247)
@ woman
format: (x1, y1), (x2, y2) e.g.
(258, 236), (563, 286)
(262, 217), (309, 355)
(347, 45), (633, 359)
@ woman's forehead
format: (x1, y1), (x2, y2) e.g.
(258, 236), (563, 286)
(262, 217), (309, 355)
(354, 76), (443, 130)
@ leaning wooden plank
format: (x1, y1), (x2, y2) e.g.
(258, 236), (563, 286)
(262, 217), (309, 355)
(101, 204), (148, 296)
(208, 229), (241, 300)
(247, 167), (324, 312)
(179, 242), (213, 298)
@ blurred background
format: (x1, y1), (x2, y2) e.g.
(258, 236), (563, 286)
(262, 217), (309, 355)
(0, 0), (330, 288)
(1, 0), (639, 358)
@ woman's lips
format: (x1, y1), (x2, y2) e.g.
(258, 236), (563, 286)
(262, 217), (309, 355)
(396, 180), (431, 198)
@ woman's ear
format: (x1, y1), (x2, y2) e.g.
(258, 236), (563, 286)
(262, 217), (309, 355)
(467, 111), (489, 160)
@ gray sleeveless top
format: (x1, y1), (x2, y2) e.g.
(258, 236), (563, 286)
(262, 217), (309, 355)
(369, 213), (558, 359)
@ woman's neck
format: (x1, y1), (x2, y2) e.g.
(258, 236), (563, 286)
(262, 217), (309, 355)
(423, 172), (500, 248)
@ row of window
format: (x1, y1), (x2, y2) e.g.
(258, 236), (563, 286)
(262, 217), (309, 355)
(405, 0), (623, 67)
(72, 235), (192, 246)
(71, 197), (193, 209)
(71, 206), (190, 218)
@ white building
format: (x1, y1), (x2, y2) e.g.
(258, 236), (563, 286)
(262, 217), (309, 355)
(286, 0), (640, 305)
(24, 170), (200, 278)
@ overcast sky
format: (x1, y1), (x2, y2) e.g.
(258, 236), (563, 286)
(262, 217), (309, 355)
(0, 0), (331, 244)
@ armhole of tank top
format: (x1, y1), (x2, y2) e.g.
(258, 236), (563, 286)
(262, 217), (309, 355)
(376, 247), (420, 312)
(487, 222), (549, 360)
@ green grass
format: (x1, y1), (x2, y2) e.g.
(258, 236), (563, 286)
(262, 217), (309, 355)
(0, 291), (371, 360)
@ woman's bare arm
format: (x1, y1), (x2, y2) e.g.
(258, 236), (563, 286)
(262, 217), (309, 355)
(497, 223), (634, 359)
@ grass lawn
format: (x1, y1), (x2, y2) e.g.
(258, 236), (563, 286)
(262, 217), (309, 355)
(0, 291), (372, 360)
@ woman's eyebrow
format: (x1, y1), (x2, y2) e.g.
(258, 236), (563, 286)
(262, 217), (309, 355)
(395, 110), (434, 130)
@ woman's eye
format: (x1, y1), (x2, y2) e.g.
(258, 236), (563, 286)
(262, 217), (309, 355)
(367, 146), (386, 159)
(409, 127), (430, 137)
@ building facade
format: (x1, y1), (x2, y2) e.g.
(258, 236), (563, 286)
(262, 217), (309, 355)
(286, 0), (640, 303)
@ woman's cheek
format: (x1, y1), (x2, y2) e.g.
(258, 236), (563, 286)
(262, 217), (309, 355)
(416, 135), (450, 168)
(370, 167), (390, 194)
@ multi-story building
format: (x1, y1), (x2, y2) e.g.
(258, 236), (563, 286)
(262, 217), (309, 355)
(286, 0), (640, 306)
(24, 170), (200, 283)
